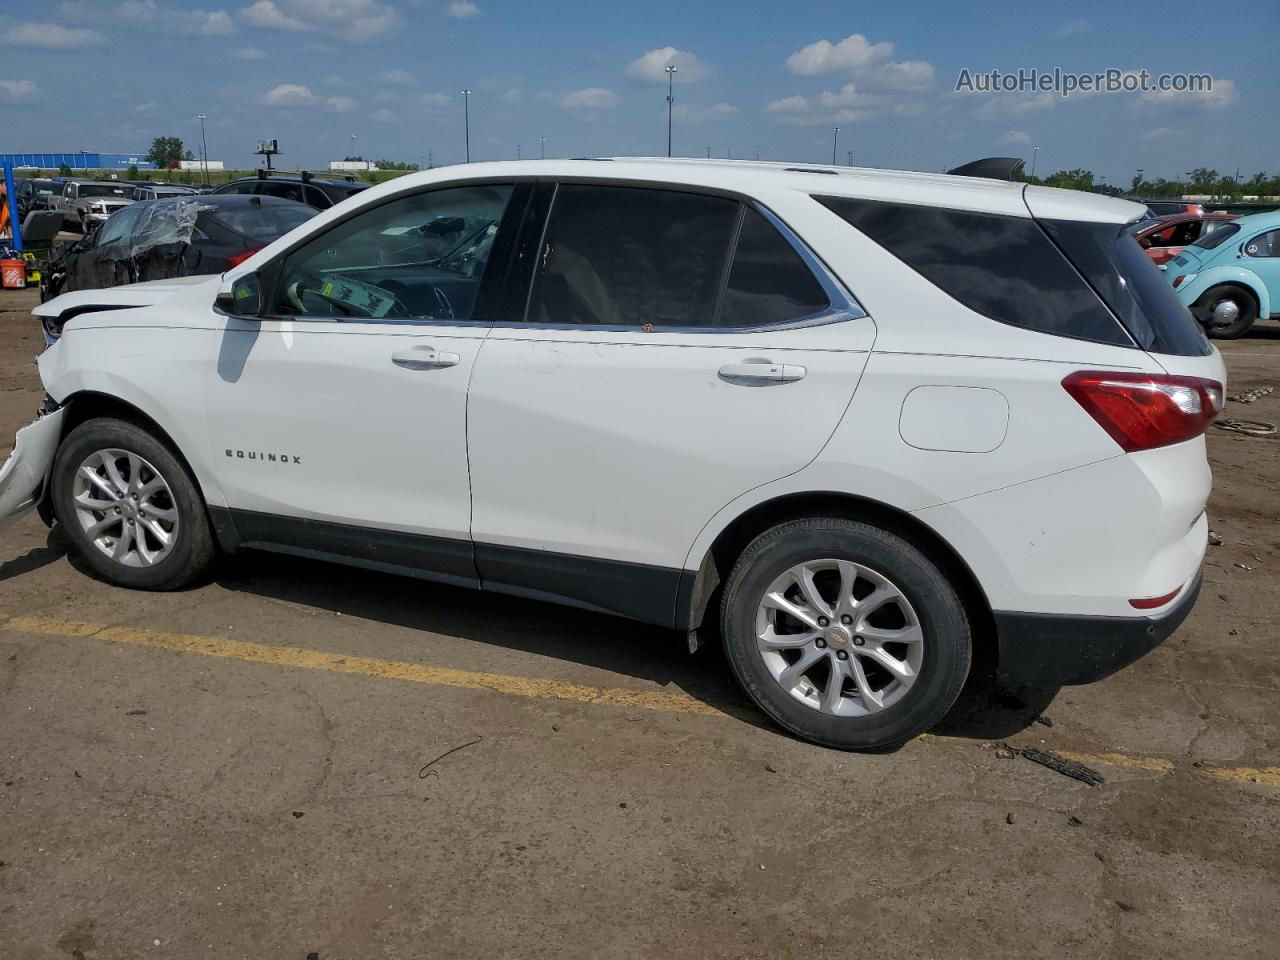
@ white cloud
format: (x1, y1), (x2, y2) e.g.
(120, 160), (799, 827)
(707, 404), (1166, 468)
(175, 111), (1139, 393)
(1145, 77), (1237, 110)
(119, 2), (236, 35)
(1001, 130), (1031, 144)
(240, 0), (397, 41)
(785, 32), (893, 76)
(626, 46), (706, 84)
(230, 46), (266, 59)
(501, 86), (523, 104)
(766, 95), (810, 114)
(1057, 19), (1092, 36)
(3, 23), (104, 47)
(262, 83), (356, 112)
(0, 78), (36, 100)
(378, 69), (416, 84)
(672, 101), (737, 121)
(447, 0), (480, 18)
(1140, 127), (1175, 143)
(976, 91), (1056, 118)
(372, 107), (399, 122)
(868, 60), (935, 93)
(421, 91), (453, 110)
(560, 87), (618, 109)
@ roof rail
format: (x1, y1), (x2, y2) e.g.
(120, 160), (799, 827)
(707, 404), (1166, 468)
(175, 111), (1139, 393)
(946, 157), (1025, 181)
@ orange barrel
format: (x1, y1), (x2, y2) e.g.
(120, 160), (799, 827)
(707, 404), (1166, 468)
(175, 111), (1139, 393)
(0, 259), (27, 289)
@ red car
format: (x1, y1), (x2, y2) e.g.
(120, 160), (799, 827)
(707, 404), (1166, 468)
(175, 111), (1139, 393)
(1130, 213), (1237, 266)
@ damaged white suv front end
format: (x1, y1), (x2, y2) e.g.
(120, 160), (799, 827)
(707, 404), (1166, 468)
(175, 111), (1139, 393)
(0, 398), (64, 525)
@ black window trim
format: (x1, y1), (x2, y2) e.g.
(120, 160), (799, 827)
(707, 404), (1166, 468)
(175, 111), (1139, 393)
(227, 176), (536, 329)
(504, 177), (865, 335)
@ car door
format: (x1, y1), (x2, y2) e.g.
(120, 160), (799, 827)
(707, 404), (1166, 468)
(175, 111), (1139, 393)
(465, 181), (875, 624)
(205, 180), (528, 581)
(1243, 228), (1280, 305)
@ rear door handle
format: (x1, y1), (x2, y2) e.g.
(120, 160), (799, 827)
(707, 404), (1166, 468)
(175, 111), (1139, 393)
(391, 345), (461, 369)
(718, 359), (807, 384)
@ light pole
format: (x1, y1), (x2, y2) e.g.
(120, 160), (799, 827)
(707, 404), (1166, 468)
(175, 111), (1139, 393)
(1031, 145), (1039, 178)
(540, 136), (546, 160)
(517, 143), (521, 160)
(461, 89), (471, 163)
(832, 127), (840, 166)
(665, 64), (677, 158)
(847, 149), (852, 167)
(196, 113), (209, 184)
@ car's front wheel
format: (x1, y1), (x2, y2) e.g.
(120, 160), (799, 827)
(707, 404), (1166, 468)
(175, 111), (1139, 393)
(720, 518), (971, 750)
(51, 417), (215, 590)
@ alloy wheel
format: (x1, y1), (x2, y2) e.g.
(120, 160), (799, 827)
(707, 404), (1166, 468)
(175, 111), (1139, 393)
(754, 559), (924, 717)
(71, 448), (180, 568)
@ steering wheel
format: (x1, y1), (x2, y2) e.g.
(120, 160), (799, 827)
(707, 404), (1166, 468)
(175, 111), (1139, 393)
(287, 270), (408, 318)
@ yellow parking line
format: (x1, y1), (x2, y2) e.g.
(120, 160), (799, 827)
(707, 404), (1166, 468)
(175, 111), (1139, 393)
(3, 615), (726, 718)
(2, 614), (1274, 788)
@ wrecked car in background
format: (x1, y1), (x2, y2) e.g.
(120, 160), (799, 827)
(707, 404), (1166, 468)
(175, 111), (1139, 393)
(40, 194), (316, 307)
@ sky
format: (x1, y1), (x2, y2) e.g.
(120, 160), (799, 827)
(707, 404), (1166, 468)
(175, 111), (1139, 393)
(2, 0), (1277, 182)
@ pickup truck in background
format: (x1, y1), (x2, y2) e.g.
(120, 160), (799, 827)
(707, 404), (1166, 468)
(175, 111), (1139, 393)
(50, 180), (136, 232)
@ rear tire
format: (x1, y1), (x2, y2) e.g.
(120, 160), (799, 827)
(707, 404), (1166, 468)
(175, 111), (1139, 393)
(1197, 286), (1257, 339)
(51, 417), (214, 591)
(720, 517), (971, 750)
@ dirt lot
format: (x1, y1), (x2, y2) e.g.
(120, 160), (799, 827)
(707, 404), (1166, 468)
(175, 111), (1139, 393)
(1, 285), (1277, 959)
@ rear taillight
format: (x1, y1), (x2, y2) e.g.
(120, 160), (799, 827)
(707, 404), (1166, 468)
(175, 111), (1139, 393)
(224, 245), (263, 270)
(1130, 586), (1183, 610)
(1171, 275), (1185, 288)
(1062, 371), (1223, 453)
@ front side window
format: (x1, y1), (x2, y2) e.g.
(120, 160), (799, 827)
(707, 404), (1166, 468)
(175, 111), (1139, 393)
(526, 185), (832, 329)
(93, 204), (144, 252)
(271, 184), (514, 322)
(1244, 229), (1280, 258)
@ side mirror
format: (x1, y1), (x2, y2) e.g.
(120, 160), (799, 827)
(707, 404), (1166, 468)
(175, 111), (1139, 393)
(216, 272), (262, 317)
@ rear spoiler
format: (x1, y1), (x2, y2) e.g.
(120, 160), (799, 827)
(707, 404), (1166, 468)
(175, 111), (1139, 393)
(947, 157), (1025, 181)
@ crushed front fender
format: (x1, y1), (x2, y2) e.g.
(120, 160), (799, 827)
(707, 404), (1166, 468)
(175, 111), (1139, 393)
(0, 408), (66, 526)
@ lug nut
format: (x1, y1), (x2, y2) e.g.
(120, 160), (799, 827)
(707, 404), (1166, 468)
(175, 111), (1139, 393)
(817, 616), (829, 627)
(836, 650), (848, 660)
(853, 635), (865, 647)
(815, 638), (827, 649)
(127, 519), (134, 526)
(840, 614), (853, 625)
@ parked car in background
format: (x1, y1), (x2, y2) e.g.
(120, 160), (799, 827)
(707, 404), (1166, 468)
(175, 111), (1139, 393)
(40, 194), (315, 305)
(51, 180), (136, 232)
(16, 177), (58, 220)
(1131, 199), (1205, 218)
(130, 185), (197, 201)
(11, 158), (1221, 750)
(211, 172), (368, 210)
(1128, 212), (1236, 266)
(1168, 210), (1280, 338)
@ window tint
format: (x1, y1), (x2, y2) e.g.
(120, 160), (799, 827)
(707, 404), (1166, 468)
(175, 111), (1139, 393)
(94, 204), (144, 252)
(260, 180), (306, 204)
(222, 180), (261, 196)
(817, 195), (1130, 346)
(528, 185), (739, 327)
(271, 184), (513, 322)
(720, 207), (830, 327)
(302, 185), (330, 208)
(209, 202), (315, 242)
(1244, 229), (1280, 258)
(1191, 221), (1238, 251)
(1041, 219), (1210, 357)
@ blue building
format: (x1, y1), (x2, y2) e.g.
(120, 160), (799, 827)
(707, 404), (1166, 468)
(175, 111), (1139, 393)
(0, 152), (156, 170)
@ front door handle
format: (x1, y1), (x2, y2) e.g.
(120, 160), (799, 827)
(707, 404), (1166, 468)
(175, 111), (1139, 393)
(391, 346), (461, 369)
(718, 359), (807, 384)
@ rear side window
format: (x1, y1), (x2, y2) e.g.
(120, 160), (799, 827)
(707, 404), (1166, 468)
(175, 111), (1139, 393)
(528, 184), (739, 327)
(260, 181), (307, 204)
(1244, 229), (1280, 258)
(721, 207), (830, 328)
(209, 203), (315, 242)
(1041, 219), (1210, 357)
(527, 185), (833, 329)
(816, 196), (1130, 346)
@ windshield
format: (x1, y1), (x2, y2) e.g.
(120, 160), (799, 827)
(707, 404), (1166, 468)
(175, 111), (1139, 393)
(210, 203), (316, 242)
(79, 183), (134, 199)
(1189, 222), (1239, 251)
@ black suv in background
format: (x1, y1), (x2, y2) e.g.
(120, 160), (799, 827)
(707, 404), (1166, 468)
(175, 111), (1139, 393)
(211, 171), (368, 210)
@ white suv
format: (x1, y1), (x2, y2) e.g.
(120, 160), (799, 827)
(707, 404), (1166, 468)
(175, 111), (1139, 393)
(0, 158), (1224, 749)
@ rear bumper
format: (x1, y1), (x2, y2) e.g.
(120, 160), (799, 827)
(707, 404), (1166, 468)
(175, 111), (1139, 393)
(0, 408), (65, 526)
(992, 569), (1201, 687)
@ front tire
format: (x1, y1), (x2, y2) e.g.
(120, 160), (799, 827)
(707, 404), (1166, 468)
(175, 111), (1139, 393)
(720, 518), (971, 750)
(51, 417), (215, 590)
(1196, 286), (1257, 339)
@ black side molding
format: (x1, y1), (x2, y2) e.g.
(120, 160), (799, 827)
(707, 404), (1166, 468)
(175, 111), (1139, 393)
(947, 157), (1025, 181)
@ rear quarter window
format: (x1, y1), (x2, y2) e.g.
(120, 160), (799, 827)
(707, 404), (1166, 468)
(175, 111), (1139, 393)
(816, 196), (1131, 347)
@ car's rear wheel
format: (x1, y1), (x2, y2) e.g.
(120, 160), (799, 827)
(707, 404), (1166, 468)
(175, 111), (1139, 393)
(1197, 286), (1257, 339)
(51, 417), (215, 590)
(720, 518), (971, 750)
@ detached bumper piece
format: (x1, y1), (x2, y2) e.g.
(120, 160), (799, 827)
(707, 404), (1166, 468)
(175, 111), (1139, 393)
(993, 571), (1202, 687)
(0, 407), (65, 525)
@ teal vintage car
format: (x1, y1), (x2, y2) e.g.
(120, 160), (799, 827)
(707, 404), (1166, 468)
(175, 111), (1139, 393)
(1167, 210), (1280, 338)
